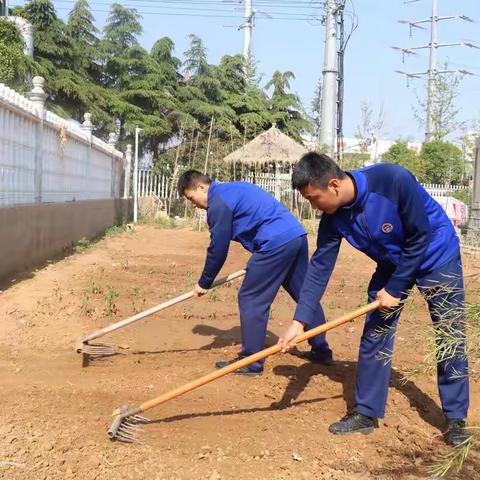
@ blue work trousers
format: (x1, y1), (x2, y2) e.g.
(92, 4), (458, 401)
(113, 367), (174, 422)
(356, 252), (469, 420)
(238, 235), (332, 371)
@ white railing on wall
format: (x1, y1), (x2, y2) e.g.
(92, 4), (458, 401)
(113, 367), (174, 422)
(0, 77), (127, 207)
(421, 183), (470, 198)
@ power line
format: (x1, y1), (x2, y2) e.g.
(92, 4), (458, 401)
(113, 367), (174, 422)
(9, 0), (323, 21)
(56, 9), (321, 21)
(393, 0), (479, 142)
(10, 0), (326, 12)
(46, 0), (326, 9)
(48, 0), (318, 14)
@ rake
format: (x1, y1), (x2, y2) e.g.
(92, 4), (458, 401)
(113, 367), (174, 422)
(107, 300), (380, 443)
(76, 269), (246, 366)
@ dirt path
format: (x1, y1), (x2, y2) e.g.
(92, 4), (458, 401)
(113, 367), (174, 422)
(0, 226), (478, 479)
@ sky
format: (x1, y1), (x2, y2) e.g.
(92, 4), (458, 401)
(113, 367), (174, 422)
(9, 0), (480, 141)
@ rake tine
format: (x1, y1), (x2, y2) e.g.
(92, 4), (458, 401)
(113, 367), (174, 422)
(82, 343), (116, 355)
(122, 421), (143, 431)
(118, 424), (142, 442)
(119, 425), (141, 437)
(130, 415), (150, 424)
(116, 431), (139, 443)
(108, 405), (149, 444)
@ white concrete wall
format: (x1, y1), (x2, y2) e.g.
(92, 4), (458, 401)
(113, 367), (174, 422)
(0, 78), (126, 207)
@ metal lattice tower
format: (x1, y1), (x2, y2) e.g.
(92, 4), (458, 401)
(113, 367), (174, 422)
(393, 0), (478, 142)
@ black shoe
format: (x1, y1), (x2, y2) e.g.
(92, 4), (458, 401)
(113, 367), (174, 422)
(215, 359), (263, 377)
(329, 411), (375, 435)
(444, 419), (469, 447)
(303, 350), (334, 366)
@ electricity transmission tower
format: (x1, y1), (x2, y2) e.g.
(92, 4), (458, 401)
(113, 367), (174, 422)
(393, 0), (478, 142)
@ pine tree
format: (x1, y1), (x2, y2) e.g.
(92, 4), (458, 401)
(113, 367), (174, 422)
(0, 19), (32, 89)
(67, 0), (102, 82)
(103, 3), (142, 55)
(183, 34), (208, 76)
(20, 0), (111, 129)
(311, 78), (322, 140)
(67, 0), (98, 47)
(265, 70), (311, 142)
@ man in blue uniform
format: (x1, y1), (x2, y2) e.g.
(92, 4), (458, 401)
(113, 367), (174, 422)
(178, 169), (333, 375)
(279, 152), (469, 446)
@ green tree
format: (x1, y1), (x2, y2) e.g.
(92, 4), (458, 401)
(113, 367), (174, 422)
(100, 4), (146, 143)
(355, 101), (386, 153)
(382, 141), (426, 182)
(67, 0), (101, 79)
(19, 0), (112, 128)
(414, 65), (464, 141)
(183, 34), (208, 76)
(103, 3), (141, 53)
(341, 153), (370, 171)
(0, 19), (31, 88)
(265, 70), (311, 142)
(217, 54), (270, 138)
(244, 51), (263, 88)
(150, 37), (182, 91)
(420, 140), (464, 184)
(311, 78), (322, 141)
(67, 0), (98, 47)
(180, 35), (234, 137)
(102, 3), (142, 89)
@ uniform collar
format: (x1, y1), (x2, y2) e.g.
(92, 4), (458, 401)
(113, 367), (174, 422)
(340, 170), (368, 210)
(208, 181), (218, 200)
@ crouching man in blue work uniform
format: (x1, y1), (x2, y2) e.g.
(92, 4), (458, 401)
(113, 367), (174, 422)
(177, 169), (333, 376)
(279, 152), (469, 446)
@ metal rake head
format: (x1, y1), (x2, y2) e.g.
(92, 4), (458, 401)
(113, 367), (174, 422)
(77, 341), (117, 368)
(107, 405), (150, 444)
(79, 341), (116, 357)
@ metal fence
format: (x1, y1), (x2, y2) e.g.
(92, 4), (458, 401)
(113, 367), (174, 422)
(136, 169), (472, 224)
(137, 170), (469, 201)
(0, 77), (126, 207)
(138, 168), (172, 199)
(421, 183), (470, 198)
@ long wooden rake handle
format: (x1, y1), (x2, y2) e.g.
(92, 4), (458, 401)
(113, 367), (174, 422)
(80, 269), (246, 345)
(120, 301), (380, 417)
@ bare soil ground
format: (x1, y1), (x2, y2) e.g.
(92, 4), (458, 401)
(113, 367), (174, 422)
(0, 225), (479, 480)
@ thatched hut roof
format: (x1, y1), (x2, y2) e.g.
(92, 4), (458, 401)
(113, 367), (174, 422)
(223, 125), (308, 166)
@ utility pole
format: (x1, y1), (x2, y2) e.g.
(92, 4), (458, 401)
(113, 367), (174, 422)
(393, 1), (477, 142)
(0, 0), (8, 16)
(336, 1), (346, 164)
(240, 0), (254, 60)
(133, 127), (142, 224)
(425, 0), (437, 143)
(319, 0), (338, 158)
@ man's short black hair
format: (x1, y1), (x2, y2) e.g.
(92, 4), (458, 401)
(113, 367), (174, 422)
(292, 152), (346, 190)
(177, 170), (212, 196)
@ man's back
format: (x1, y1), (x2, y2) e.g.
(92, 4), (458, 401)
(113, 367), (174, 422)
(208, 181), (305, 253)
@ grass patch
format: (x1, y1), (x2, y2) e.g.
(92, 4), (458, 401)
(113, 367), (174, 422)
(138, 215), (177, 229)
(72, 224), (133, 255)
(74, 237), (92, 254)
